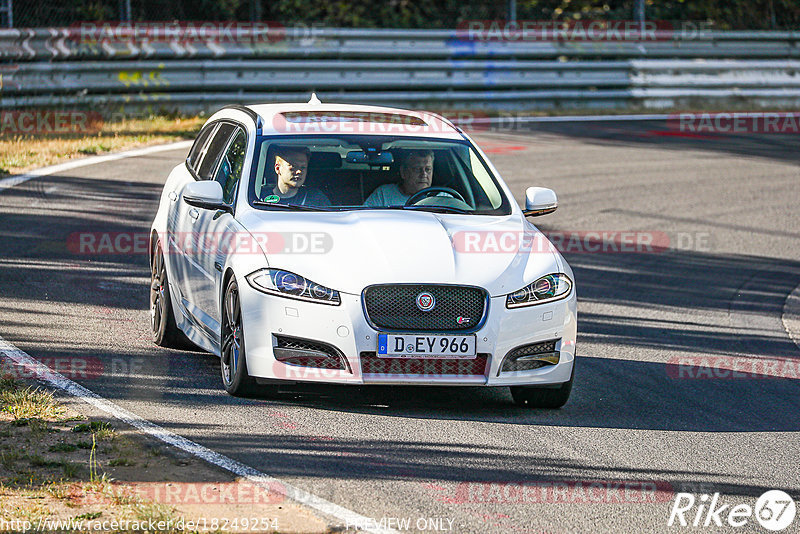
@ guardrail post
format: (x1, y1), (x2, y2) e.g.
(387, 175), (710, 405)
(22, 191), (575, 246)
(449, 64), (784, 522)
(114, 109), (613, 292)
(249, 0), (262, 23)
(0, 0), (12, 28)
(119, 0), (131, 22)
(507, 0), (516, 23)
(635, 0), (645, 28)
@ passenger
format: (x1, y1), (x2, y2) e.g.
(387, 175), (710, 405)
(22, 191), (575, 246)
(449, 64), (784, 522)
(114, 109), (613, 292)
(265, 146), (330, 206)
(363, 149), (434, 207)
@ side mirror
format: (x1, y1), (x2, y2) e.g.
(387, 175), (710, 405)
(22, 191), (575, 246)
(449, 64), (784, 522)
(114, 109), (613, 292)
(523, 187), (558, 217)
(182, 181), (231, 213)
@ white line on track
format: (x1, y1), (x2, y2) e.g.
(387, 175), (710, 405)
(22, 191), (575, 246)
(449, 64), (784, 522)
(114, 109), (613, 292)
(0, 141), (397, 534)
(0, 141), (194, 192)
(472, 113), (671, 124)
(783, 282), (800, 351)
(0, 339), (396, 534)
(468, 111), (799, 125)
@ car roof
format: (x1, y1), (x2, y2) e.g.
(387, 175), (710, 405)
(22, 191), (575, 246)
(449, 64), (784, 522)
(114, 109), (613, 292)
(210, 101), (465, 140)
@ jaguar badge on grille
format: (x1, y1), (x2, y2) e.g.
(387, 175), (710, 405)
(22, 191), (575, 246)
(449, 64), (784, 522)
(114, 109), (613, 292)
(457, 316), (471, 325)
(416, 292), (436, 312)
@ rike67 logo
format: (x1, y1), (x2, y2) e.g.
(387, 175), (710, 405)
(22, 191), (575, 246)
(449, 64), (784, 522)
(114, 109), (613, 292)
(668, 490), (797, 531)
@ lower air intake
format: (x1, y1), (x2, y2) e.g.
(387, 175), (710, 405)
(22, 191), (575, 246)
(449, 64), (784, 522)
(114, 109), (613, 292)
(500, 340), (560, 374)
(273, 335), (349, 371)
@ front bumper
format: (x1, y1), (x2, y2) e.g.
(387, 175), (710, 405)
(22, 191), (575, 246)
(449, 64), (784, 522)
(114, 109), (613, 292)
(238, 277), (576, 386)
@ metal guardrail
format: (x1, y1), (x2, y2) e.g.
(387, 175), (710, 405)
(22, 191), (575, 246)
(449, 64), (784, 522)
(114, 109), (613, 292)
(6, 60), (633, 92)
(2, 28), (800, 112)
(3, 28), (800, 61)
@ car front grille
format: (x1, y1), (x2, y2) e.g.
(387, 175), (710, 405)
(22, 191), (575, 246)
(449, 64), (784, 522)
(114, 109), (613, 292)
(360, 352), (489, 376)
(362, 284), (487, 332)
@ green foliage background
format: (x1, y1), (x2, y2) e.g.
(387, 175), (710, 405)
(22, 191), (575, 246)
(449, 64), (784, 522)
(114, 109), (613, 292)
(15, 0), (800, 30)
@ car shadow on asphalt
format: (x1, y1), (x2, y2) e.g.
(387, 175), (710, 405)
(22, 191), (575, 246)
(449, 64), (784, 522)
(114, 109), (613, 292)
(185, 414), (800, 501)
(252, 350), (800, 434)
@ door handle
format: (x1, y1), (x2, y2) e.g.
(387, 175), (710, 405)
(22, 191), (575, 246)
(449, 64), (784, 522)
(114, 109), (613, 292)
(169, 191), (178, 202)
(189, 208), (199, 220)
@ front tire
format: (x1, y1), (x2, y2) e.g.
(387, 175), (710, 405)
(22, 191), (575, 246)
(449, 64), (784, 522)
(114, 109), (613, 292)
(220, 277), (259, 397)
(510, 361), (574, 409)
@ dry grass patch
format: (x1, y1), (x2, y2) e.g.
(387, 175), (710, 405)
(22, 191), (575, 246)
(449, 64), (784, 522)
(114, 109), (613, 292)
(0, 115), (203, 176)
(0, 379), (65, 421)
(0, 376), (329, 533)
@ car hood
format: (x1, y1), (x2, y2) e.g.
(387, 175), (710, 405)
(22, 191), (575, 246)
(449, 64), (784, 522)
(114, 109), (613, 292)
(237, 209), (561, 296)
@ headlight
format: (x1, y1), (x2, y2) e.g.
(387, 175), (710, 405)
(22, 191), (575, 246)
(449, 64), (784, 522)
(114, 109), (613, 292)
(506, 273), (572, 308)
(246, 269), (341, 306)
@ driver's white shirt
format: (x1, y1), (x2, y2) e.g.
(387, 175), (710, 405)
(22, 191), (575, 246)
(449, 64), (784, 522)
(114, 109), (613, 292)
(363, 183), (409, 207)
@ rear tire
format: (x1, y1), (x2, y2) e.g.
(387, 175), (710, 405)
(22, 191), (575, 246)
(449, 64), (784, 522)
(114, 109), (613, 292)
(510, 361), (574, 409)
(150, 240), (189, 348)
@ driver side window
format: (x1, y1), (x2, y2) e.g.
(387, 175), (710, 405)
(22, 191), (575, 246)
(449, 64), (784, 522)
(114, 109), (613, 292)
(197, 123), (236, 181)
(187, 124), (215, 176)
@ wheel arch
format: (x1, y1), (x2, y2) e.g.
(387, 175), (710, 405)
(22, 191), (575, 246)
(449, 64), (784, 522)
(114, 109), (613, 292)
(220, 267), (237, 322)
(149, 230), (159, 268)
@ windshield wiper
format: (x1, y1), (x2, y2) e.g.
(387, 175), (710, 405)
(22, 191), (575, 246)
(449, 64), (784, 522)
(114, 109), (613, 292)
(251, 202), (468, 214)
(350, 205), (471, 214)
(401, 205), (470, 214)
(252, 201), (327, 211)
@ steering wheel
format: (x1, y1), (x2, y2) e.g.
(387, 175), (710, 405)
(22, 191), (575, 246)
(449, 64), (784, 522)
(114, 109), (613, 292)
(405, 186), (466, 206)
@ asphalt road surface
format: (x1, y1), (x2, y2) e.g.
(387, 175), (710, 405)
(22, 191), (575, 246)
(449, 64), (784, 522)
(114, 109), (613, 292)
(1, 120), (799, 533)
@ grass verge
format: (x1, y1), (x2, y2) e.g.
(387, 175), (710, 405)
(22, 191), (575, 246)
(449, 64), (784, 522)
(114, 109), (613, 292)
(0, 115), (204, 177)
(0, 376), (329, 533)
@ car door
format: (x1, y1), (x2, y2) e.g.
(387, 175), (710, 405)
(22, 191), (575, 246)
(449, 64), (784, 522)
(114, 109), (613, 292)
(173, 122), (236, 338)
(192, 126), (248, 329)
(164, 121), (217, 320)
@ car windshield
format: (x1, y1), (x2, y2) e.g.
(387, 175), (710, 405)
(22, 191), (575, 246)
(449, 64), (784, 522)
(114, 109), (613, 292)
(247, 135), (511, 215)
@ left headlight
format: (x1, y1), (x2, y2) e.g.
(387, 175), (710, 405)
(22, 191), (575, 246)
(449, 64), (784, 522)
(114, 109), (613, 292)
(246, 268), (341, 306)
(506, 273), (572, 308)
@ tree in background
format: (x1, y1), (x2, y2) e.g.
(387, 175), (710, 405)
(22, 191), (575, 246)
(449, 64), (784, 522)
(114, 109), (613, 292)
(11, 0), (800, 30)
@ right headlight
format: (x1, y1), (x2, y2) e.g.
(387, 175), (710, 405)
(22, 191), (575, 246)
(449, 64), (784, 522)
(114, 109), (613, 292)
(505, 273), (572, 308)
(246, 268), (341, 306)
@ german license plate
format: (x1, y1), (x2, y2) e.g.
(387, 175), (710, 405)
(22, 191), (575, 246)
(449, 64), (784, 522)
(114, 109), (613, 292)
(376, 334), (476, 359)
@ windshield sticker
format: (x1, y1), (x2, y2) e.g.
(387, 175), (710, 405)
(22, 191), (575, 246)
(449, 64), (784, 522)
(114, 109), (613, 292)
(263, 195), (280, 203)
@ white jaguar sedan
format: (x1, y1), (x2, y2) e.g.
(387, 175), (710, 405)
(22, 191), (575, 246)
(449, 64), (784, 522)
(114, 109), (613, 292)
(149, 100), (577, 407)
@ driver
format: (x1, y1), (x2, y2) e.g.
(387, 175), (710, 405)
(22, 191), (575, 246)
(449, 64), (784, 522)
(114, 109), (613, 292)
(363, 149), (433, 207)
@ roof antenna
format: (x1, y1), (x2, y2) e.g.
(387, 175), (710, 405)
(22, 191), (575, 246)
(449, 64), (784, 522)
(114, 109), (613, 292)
(308, 92), (321, 105)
